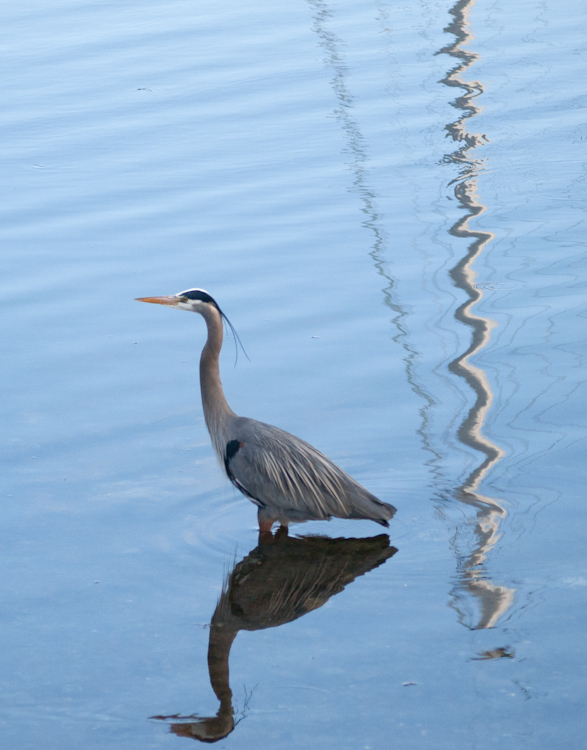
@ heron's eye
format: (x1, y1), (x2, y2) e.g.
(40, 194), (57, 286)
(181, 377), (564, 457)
(180, 296), (188, 303)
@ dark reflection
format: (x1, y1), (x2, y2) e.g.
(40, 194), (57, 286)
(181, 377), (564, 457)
(306, 0), (434, 445)
(471, 646), (515, 661)
(152, 530), (396, 742)
(439, 0), (514, 628)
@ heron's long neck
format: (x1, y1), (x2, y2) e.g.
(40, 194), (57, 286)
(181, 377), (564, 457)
(200, 307), (235, 455)
(208, 620), (238, 704)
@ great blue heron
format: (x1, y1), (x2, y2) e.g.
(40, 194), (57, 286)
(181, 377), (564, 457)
(136, 289), (396, 532)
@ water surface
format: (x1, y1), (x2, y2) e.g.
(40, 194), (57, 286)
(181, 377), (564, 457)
(2, 0), (586, 747)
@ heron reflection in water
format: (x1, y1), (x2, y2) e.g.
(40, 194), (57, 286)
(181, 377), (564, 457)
(151, 528), (396, 742)
(136, 290), (396, 532)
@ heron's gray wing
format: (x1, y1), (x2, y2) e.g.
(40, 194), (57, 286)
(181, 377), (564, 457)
(224, 418), (393, 522)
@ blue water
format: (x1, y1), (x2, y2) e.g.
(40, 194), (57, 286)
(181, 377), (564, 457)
(2, 0), (586, 747)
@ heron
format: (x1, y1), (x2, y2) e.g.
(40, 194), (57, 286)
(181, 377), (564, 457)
(136, 289), (396, 532)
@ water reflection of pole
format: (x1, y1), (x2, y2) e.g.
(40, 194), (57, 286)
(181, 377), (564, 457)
(439, 0), (514, 629)
(306, 0), (440, 472)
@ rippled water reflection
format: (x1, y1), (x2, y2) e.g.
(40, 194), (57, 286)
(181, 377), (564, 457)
(2, 0), (586, 747)
(440, 0), (512, 631)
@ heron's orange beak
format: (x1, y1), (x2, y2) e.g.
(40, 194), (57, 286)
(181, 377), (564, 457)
(135, 296), (179, 306)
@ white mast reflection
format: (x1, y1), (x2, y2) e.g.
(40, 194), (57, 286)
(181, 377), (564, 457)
(439, 0), (514, 629)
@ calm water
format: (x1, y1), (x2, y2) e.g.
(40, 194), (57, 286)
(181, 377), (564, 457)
(2, 0), (586, 747)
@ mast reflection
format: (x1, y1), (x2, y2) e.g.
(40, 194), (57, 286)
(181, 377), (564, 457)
(439, 0), (514, 629)
(306, 0), (431, 438)
(152, 530), (396, 742)
(307, 0), (514, 629)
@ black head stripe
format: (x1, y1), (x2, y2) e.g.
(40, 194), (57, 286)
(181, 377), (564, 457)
(177, 289), (220, 308)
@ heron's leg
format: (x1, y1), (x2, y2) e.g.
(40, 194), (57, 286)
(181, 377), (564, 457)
(257, 508), (274, 534)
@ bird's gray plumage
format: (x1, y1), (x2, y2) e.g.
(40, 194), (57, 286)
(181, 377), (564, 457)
(224, 417), (394, 526)
(136, 288), (396, 530)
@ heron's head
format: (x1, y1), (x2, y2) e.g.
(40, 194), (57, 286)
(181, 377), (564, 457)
(135, 288), (221, 314)
(136, 288), (248, 361)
